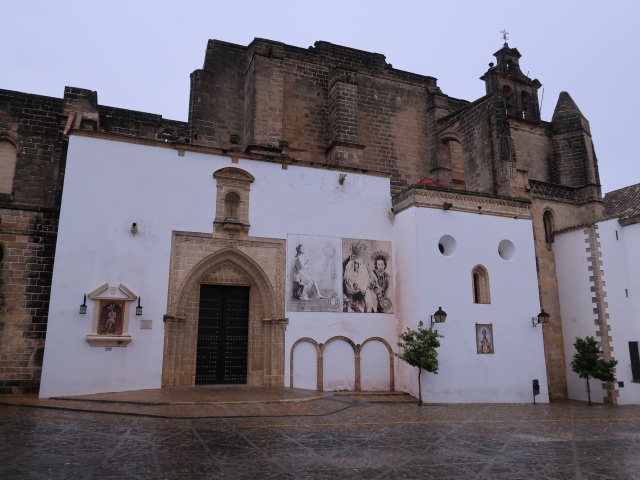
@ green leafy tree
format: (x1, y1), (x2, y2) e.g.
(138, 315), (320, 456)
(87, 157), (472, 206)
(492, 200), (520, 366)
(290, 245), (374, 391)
(396, 321), (443, 406)
(570, 336), (617, 406)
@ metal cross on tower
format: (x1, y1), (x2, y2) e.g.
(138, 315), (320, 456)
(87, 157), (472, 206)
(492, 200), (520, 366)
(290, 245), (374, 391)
(501, 29), (509, 44)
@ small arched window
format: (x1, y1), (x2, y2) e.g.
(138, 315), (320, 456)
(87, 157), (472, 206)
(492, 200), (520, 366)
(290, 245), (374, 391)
(0, 139), (18, 194)
(521, 91), (530, 111)
(472, 265), (491, 304)
(543, 210), (555, 244)
(442, 138), (465, 188)
(503, 86), (513, 109)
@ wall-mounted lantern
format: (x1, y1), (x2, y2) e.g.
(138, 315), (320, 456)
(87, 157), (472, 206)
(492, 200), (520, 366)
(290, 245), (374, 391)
(532, 309), (550, 328)
(79, 294), (87, 315)
(136, 297), (143, 316)
(430, 306), (447, 326)
(131, 223), (138, 236)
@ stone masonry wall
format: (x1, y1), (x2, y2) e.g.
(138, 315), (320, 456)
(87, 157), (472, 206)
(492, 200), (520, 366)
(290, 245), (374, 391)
(189, 39), (444, 192)
(0, 87), (181, 395)
(0, 90), (65, 394)
(0, 209), (57, 394)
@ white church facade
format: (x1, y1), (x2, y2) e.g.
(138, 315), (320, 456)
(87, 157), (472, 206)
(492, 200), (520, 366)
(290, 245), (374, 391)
(41, 133), (549, 403)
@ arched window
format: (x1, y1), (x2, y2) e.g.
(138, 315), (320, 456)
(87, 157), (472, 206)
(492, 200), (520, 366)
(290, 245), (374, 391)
(543, 210), (555, 244)
(521, 91), (530, 111)
(0, 139), (18, 194)
(502, 86), (513, 110)
(472, 265), (491, 304)
(442, 138), (465, 189)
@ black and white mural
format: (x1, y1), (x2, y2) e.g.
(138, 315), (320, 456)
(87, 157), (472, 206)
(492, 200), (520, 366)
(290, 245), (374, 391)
(287, 235), (342, 312)
(287, 235), (393, 313)
(342, 238), (393, 313)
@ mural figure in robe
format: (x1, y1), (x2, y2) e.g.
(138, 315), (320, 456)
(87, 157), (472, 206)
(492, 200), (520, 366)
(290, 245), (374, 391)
(293, 244), (325, 300)
(343, 241), (378, 313)
(372, 253), (392, 312)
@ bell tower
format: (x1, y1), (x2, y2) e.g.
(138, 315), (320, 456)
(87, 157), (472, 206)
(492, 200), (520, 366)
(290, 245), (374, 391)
(481, 39), (542, 122)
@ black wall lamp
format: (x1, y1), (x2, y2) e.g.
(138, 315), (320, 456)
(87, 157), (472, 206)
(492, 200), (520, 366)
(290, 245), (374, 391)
(430, 306), (447, 326)
(79, 294), (87, 315)
(136, 297), (143, 316)
(532, 309), (550, 327)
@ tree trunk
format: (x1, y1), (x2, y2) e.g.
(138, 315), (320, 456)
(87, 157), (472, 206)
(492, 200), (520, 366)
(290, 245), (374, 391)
(417, 368), (423, 406)
(586, 376), (592, 406)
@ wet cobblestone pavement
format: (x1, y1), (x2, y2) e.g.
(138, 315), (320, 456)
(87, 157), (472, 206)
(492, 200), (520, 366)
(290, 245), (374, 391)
(1, 398), (639, 479)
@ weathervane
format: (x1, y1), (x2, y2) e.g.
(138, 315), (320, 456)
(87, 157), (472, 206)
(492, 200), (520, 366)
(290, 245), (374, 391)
(501, 29), (509, 44)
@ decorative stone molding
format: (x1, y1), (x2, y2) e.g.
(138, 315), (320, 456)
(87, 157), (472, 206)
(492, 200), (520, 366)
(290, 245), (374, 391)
(162, 231), (286, 388)
(583, 225), (618, 404)
(212, 167), (255, 238)
(392, 185), (531, 219)
(530, 180), (577, 201)
(530, 181), (603, 210)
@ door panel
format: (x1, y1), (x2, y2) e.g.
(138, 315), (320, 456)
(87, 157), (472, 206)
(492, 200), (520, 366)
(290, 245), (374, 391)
(196, 285), (249, 384)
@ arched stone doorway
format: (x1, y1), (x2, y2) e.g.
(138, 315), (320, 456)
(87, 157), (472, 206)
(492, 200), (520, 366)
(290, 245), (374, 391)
(162, 232), (287, 387)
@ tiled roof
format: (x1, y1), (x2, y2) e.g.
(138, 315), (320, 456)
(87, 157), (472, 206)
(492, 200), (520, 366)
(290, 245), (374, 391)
(417, 177), (447, 188)
(603, 183), (640, 220)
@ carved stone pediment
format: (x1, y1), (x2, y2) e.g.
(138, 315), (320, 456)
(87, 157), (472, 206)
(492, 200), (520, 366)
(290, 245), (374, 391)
(199, 262), (254, 286)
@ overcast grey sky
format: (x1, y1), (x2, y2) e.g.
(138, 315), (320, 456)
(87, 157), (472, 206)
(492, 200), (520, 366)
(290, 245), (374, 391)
(3, 1), (638, 194)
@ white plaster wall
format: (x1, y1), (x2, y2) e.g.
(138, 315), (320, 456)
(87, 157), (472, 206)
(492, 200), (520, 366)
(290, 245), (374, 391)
(554, 228), (607, 403)
(291, 341), (317, 390)
(391, 209), (421, 395)
(360, 340), (392, 391)
(322, 340), (356, 391)
(393, 207), (548, 403)
(41, 135), (395, 397)
(597, 220), (640, 404)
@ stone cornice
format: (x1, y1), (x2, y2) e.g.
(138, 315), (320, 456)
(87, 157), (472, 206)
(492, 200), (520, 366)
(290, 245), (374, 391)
(392, 186), (531, 219)
(618, 214), (640, 226)
(529, 180), (603, 207)
(70, 130), (389, 179)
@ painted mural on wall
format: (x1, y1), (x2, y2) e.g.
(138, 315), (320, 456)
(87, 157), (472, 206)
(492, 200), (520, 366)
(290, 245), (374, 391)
(342, 238), (393, 313)
(476, 324), (494, 354)
(287, 235), (342, 312)
(287, 235), (394, 313)
(98, 300), (124, 335)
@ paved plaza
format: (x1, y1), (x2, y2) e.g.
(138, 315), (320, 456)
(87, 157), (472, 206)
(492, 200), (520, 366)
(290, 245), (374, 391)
(0, 389), (639, 479)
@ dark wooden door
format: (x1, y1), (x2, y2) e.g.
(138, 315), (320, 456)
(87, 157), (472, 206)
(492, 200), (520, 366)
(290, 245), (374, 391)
(196, 285), (249, 384)
(629, 342), (640, 382)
